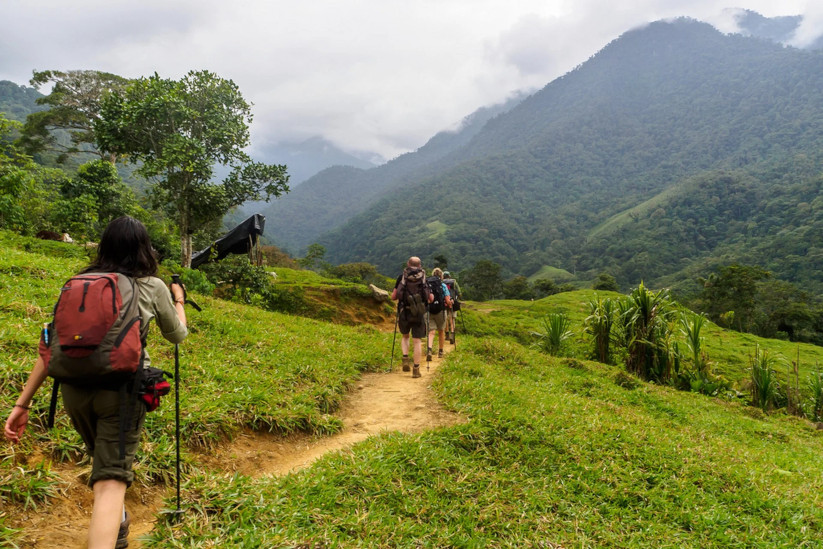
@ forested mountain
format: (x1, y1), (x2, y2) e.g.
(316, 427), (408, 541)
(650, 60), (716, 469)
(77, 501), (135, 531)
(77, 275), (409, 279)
(734, 9), (823, 49)
(313, 17), (823, 295)
(0, 80), (44, 121)
(253, 136), (376, 186)
(259, 95), (524, 254)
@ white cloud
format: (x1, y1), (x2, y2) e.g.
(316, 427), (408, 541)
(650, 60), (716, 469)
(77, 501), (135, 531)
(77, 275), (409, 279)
(0, 0), (814, 161)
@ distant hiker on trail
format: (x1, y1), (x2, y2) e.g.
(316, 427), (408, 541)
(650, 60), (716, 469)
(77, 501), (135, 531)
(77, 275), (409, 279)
(4, 216), (188, 549)
(391, 256), (433, 378)
(443, 271), (462, 344)
(426, 267), (452, 361)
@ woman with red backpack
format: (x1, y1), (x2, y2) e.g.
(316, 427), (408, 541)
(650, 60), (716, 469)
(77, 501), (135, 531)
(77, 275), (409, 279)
(5, 216), (187, 549)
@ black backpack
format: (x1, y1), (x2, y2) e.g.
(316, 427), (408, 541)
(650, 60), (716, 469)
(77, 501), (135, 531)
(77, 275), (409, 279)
(399, 268), (428, 320)
(427, 276), (445, 315)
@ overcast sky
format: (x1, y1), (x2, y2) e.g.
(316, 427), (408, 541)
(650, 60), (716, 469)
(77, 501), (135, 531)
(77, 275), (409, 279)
(2, 1), (820, 162)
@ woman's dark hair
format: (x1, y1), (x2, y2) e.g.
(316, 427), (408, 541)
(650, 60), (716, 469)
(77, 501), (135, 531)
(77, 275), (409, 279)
(82, 216), (158, 277)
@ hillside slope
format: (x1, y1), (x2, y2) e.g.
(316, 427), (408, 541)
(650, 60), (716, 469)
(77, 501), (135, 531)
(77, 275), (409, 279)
(259, 96), (523, 254)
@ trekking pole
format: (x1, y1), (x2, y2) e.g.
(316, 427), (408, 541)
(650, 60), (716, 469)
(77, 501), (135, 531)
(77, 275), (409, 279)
(426, 310), (430, 370)
(168, 274), (198, 522)
(452, 311), (457, 350)
(173, 342), (184, 521)
(390, 306), (399, 370)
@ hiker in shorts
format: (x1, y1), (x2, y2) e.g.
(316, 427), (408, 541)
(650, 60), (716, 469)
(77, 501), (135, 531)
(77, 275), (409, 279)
(443, 271), (462, 344)
(426, 267), (452, 361)
(4, 216), (187, 549)
(390, 256), (432, 378)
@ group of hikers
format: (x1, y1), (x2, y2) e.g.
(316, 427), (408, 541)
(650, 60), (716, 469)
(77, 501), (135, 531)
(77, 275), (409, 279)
(391, 256), (461, 379)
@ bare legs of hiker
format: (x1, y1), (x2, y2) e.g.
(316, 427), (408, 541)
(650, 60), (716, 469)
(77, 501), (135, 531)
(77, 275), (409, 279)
(427, 328), (446, 360)
(427, 308), (447, 360)
(400, 333), (423, 377)
(89, 479), (127, 549)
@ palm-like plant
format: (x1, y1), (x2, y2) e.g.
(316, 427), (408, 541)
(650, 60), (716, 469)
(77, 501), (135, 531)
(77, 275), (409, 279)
(806, 367), (823, 421)
(620, 282), (678, 383)
(750, 345), (780, 411)
(680, 312), (708, 376)
(584, 297), (616, 364)
(532, 313), (573, 356)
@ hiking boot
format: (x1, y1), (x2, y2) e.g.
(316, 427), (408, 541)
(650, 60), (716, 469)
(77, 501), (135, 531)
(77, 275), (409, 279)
(438, 349), (444, 358)
(450, 334), (456, 345)
(426, 347), (432, 362)
(401, 355), (411, 372)
(115, 511), (130, 549)
(412, 365), (421, 378)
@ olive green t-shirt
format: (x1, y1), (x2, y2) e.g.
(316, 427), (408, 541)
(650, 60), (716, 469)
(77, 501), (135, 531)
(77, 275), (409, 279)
(137, 276), (188, 366)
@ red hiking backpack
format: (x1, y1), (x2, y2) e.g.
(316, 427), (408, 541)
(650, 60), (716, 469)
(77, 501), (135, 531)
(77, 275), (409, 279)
(40, 273), (143, 381)
(40, 273), (146, 458)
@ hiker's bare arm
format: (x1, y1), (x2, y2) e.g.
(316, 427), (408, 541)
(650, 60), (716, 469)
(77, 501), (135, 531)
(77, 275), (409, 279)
(4, 356), (48, 443)
(170, 286), (187, 327)
(391, 288), (398, 300)
(169, 282), (187, 328)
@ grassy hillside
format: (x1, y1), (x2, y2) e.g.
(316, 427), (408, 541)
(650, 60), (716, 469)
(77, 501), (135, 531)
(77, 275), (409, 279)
(143, 298), (823, 547)
(3, 232), (823, 547)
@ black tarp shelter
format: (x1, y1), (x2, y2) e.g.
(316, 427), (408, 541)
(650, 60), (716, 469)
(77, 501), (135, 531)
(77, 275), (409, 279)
(191, 214), (265, 269)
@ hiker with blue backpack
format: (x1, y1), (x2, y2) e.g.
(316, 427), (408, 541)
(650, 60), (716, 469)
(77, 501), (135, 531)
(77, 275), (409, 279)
(425, 267), (452, 362)
(4, 216), (187, 549)
(390, 256), (433, 378)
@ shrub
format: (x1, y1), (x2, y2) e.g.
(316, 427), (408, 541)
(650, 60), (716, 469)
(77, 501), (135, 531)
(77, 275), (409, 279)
(531, 313), (573, 356)
(584, 297), (616, 364)
(750, 345), (781, 412)
(619, 283), (679, 383)
(200, 257), (271, 303)
(805, 368), (823, 421)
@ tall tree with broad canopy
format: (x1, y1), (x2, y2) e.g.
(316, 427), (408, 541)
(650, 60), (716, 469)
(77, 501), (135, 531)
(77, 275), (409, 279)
(95, 70), (290, 267)
(19, 70), (131, 163)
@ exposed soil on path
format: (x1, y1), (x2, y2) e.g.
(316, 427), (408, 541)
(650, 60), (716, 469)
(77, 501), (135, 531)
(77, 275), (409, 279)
(11, 342), (464, 548)
(202, 344), (464, 477)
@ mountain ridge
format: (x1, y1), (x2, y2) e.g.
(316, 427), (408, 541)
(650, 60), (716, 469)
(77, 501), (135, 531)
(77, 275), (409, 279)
(317, 17), (823, 294)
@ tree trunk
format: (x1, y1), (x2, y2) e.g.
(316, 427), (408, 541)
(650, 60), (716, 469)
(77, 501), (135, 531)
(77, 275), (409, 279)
(180, 214), (193, 268)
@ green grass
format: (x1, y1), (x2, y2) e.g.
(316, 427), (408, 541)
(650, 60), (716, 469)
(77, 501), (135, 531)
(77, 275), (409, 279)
(145, 336), (823, 547)
(424, 220), (449, 239)
(526, 265), (575, 283)
(587, 185), (680, 240)
(5, 232), (823, 547)
(0, 233), (390, 522)
(459, 291), (823, 394)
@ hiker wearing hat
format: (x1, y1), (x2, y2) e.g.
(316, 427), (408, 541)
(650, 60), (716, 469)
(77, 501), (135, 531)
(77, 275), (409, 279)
(442, 271), (461, 344)
(390, 256), (433, 378)
(4, 216), (187, 549)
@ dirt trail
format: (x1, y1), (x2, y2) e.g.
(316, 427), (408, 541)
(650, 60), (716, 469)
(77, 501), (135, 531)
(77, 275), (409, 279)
(13, 345), (464, 547)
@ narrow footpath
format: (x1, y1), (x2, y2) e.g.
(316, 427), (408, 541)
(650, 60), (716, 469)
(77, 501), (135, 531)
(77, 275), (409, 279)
(15, 344), (464, 547)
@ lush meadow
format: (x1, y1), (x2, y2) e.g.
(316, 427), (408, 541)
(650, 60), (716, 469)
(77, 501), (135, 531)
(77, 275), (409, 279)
(3, 232), (823, 547)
